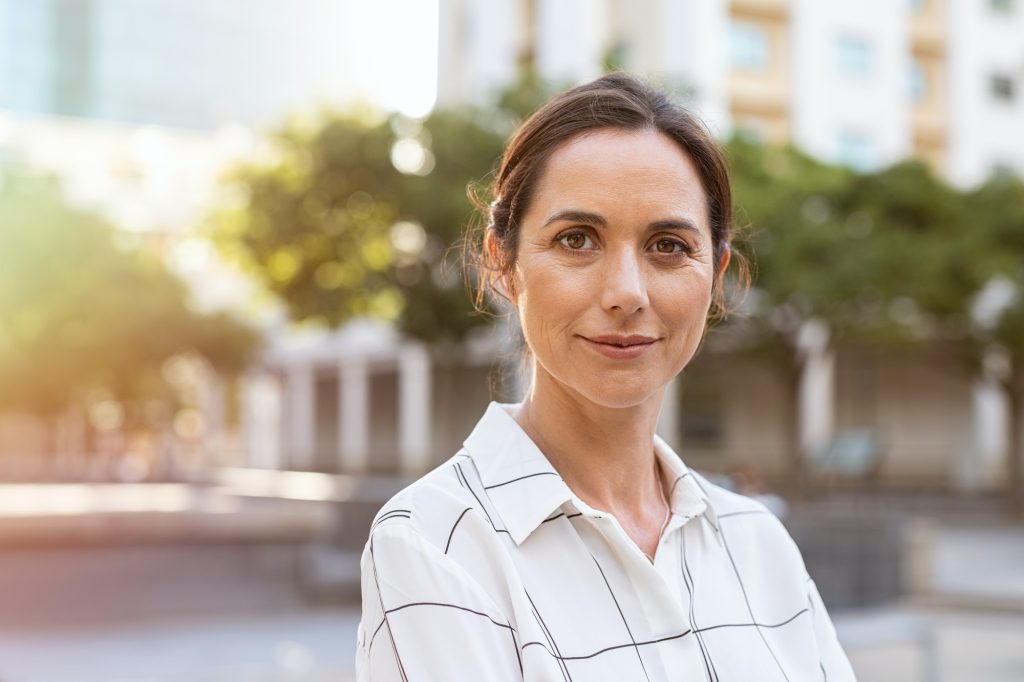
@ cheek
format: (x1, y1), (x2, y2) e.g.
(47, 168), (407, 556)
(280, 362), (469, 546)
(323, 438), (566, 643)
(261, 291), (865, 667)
(514, 260), (588, 339)
(653, 268), (715, 318)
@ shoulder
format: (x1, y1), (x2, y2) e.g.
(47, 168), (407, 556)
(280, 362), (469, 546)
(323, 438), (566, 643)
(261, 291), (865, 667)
(691, 470), (809, 577)
(689, 469), (780, 518)
(365, 452), (486, 554)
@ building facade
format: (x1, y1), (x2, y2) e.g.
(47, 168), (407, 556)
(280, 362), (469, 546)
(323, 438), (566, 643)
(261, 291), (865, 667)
(437, 0), (1024, 182)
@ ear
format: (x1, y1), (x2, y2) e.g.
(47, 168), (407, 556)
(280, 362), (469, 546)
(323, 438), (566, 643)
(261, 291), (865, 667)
(484, 229), (501, 265)
(485, 230), (519, 305)
(718, 243), (731, 275)
(499, 270), (519, 306)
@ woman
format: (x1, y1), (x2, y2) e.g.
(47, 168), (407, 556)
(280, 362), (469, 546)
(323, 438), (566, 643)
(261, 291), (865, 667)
(356, 73), (855, 681)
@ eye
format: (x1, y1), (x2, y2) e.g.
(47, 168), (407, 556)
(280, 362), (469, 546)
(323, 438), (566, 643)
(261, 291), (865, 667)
(556, 230), (596, 251)
(653, 238), (689, 254)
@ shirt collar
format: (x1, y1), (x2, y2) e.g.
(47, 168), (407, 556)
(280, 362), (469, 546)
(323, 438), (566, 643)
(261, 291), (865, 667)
(461, 401), (721, 546)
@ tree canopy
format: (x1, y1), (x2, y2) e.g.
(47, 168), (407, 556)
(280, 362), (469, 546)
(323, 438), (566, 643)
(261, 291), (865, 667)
(0, 173), (259, 417)
(212, 109), (506, 345)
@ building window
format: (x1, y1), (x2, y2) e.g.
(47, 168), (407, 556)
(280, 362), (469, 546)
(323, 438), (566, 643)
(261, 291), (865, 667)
(836, 130), (875, 171)
(991, 74), (1016, 102)
(990, 0), (1015, 14)
(910, 60), (927, 102)
(729, 21), (770, 72)
(909, 0), (927, 12)
(836, 35), (873, 76)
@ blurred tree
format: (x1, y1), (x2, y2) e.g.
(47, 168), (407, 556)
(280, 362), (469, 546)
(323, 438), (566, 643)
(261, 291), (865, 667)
(967, 177), (1024, 513)
(724, 138), (854, 482)
(837, 161), (985, 345)
(0, 173), (259, 448)
(837, 167), (1024, 511)
(212, 108), (506, 346)
(494, 66), (554, 125)
(725, 142), (990, 488)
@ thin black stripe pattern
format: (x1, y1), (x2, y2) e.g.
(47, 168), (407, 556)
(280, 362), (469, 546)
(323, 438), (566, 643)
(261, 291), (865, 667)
(370, 509), (411, 534)
(681, 530), (718, 682)
(590, 554), (651, 681)
(453, 461), (512, 538)
(526, 588), (573, 682)
(521, 627), (692, 661)
(542, 511), (583, 524)
(444, 507), (473, 554)
(719, 521), (791, 681)
(694, 607), (810, 634)
(484, 470), (560, 490)
(357, 416), (854, 680)
(368, 536), (409, 682)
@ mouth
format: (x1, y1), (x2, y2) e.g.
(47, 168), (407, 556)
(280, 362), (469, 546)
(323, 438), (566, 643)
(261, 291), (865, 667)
(578, 334), (659, 360)
(583, 334), (658, 347)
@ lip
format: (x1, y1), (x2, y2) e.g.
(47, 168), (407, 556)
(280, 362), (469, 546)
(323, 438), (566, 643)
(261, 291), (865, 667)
(580, 334), (658, 360)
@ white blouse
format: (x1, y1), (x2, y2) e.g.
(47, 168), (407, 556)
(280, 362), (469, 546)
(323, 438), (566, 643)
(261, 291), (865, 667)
(356, 401), (856, 681)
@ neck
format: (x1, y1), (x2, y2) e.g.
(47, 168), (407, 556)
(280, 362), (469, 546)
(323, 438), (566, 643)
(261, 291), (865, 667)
(512, 364), (668, 519)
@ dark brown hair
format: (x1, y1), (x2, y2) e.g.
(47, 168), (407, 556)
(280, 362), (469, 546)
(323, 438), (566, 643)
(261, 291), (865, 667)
(466, 71), (746, 323)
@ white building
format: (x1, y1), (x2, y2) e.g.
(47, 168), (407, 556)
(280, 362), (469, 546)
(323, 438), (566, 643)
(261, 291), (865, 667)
(948, 0), (1024, 186)
(0, 0), (438, 129)
(438, 0), (1024, 183)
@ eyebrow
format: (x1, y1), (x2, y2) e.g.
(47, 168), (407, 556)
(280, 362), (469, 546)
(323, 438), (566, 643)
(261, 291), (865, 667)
(541, 209), (704, 240)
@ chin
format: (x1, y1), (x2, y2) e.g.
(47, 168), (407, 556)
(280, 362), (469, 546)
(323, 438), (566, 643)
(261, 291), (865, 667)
(571, 376), (666, 411)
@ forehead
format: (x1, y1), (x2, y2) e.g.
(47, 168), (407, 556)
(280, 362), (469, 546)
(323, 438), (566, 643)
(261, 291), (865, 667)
(527, 127), (710, 233)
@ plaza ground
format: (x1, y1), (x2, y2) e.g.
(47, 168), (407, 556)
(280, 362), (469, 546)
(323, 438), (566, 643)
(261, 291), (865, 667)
(2, 602), (1024, 681)
(0, 484), (1021, 681)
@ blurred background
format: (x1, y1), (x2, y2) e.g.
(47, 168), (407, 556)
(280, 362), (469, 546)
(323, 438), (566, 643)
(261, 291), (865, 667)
(1, 0), (1023, 680)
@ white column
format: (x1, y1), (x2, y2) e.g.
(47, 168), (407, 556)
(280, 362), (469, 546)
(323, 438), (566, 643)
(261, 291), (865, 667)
(340, 359), (370, 473)
(285, 365), (315, 470)
(797, 319), (835, 462)
(242, 371), (282, 470)
(200, 371), (226, 466)
(336, 363), (346, 471)
(963, 375), (1008, 492)
(656, 375), (680, 448)
(398, 344), (433, 476)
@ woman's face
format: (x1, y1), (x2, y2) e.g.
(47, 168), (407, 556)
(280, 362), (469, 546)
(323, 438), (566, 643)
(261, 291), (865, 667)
(509, 127), (720, 409)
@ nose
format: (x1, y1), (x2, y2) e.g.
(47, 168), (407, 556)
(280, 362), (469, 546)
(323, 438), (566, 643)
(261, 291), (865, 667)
(600, 246), (649, 315)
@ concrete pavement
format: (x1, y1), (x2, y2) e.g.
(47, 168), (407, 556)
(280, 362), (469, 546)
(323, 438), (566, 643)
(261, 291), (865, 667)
(2, 603), (1024, 682)
(1, 481), (1022, 681)
(0, 608), (361, 682)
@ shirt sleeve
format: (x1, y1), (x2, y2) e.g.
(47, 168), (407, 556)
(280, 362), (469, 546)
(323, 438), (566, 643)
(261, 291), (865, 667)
(355, 521), (524, 682)
(806, 577), (858, 681)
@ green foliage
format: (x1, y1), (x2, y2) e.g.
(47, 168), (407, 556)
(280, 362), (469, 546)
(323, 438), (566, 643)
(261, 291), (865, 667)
(968, 176), (1024, 382)
(727, 140), (995, 349)
(727, 138), (1024, 494)
(494, 66), (555, 125)
(214, 115), (401, 325)
(841, 162), (986, 335)
(602, 42), (629, 74)
(213, 108), (506, 343)
(0, 173), (259, 415)
(729, 138), (851, 322)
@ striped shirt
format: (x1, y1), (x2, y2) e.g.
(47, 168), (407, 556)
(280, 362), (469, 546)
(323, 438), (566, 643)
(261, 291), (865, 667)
(356, 401), (856, 681)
